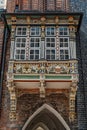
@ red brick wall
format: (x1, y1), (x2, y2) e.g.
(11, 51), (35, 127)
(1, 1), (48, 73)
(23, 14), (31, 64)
(7, 0), (16, 13)
(17, 92), (69, 124)
(6, 0), (69, 13)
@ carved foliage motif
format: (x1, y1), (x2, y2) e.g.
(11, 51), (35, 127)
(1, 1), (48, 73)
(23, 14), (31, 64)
(69, 81), (77, 122)
(13, 61), (78, 74)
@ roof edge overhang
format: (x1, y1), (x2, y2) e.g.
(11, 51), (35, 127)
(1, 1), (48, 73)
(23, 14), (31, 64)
(1, 11), (83, 31)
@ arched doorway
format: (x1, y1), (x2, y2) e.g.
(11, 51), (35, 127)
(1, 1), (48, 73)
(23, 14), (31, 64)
(22, 104), (70, 130)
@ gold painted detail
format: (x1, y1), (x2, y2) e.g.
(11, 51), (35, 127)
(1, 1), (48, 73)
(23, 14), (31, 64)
(9, 60), (78, 75)
(69, 26), (76, 38)
(7, 61), (17, 121)
(68, 16), (74, 23)
(7, 81), (17, 121)
(11, 16), (16, 24)
(69, 80), (77, 122)
(41, 17), (46, 24)
(55, 16), (59, 24)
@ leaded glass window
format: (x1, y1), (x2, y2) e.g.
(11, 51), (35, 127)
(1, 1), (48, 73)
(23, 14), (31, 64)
(59, 37), (69, 60)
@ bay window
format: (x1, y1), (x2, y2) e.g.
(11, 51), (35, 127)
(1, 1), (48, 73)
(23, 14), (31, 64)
(45, 27), (56, 60)
(29, 38), (40, 60)
(59, 37), (69, 60)
(14, 27), (27, 60)
(15, 38), (26, 60)
(59, 27), (70, 60)
(13, 26), (76, 61)
(29, 26), (41, 60)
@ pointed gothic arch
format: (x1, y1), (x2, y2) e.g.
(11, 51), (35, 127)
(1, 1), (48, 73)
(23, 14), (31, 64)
(22, 104), (71, 130)
(32, 122), (49, 130)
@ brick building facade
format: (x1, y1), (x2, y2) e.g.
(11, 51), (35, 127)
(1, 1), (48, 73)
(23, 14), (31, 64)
(0, 0), (84, 130)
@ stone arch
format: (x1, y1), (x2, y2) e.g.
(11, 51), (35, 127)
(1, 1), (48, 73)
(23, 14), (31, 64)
(22, 103), (70, 130)
(32, 122), (49, 130)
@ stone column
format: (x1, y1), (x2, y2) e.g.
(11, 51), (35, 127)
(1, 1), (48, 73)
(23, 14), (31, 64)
(69, 81), (78, 122)
(69, 25), (76, 59)
(7, 82), (17, 121)
(10, 17), (16, 59)
(7, 61), (17, 121)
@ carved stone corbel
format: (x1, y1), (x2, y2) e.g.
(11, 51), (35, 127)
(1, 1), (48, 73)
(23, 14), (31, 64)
(69, 81), (78, 122)
(40, 74), (46, 98)
(7, 81), (17, 121)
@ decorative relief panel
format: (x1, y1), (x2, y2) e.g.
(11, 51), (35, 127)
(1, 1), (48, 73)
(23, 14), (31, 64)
(13, 60), (78, 75)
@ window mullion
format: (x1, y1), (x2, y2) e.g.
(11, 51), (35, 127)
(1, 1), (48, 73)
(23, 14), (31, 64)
(26, 27), (30, 60)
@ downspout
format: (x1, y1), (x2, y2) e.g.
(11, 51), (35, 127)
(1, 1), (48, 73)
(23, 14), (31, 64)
(0, 13), (10, 112)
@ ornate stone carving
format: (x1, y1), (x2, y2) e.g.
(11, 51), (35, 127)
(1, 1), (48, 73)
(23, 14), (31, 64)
(69, 81), (78, 122)
(13, 61), (78, 75)
(7, 61), (17, 121)
(40, 74), (46, 98)
(11, 16), (16, 24)
(41, 17), (46, 24)
(16, 89), (25, 98)
(27, 16), (31, 24)
(7, 81), (17, 121)
(55, 16), (59, 24)
(41, 25), (45, 38)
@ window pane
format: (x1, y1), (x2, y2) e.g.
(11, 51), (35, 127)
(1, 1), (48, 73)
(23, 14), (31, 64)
(59, 27), (69, 36)
(51, 50), (55, 55)
(65, 43), (68, 47)
(46, 55), (50, 59)
(46, 27), (55, 36)
(46, 38), (50, 42)
(22, 38), (26, 42)
(21, 55), (25, 59)
(47, 29), (50, 35)
(30, 43), (34, 47)
(21, 50), (25, 54)
(30, 55), (34, 59)
(35, 50), (39, 54)
(30, 27), (40, 36)
(46, 50), (50, 54)
(60, 38), (63, 42)
(60, 50), (64, 55)
(64, 38), (68, 42)
(47, 43), (50, 47)
(35, 55), (39, 59)
(65, 50), (68, 54)
(21, 43), (25, 47)
(30, 38), (40, 47)
(16, 50), (20, 54)
(51, 38), (55, 42)
(51, 55), (55, 59)
(15, 55), (19, 59)
(16, 43), (20, 47)
(65, 55), (69, 59)
(60, 43), (63, 47)
(60, 55), (64, 60)
(30, 50), (34, 54)
(35, 43), (39, 47)
(16, 27), (27, 36)
(51, 43), (55, 47)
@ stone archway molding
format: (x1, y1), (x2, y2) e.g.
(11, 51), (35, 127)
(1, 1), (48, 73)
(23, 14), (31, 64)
(32, 122), (49, 130)
(22, 103), (71, 130)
